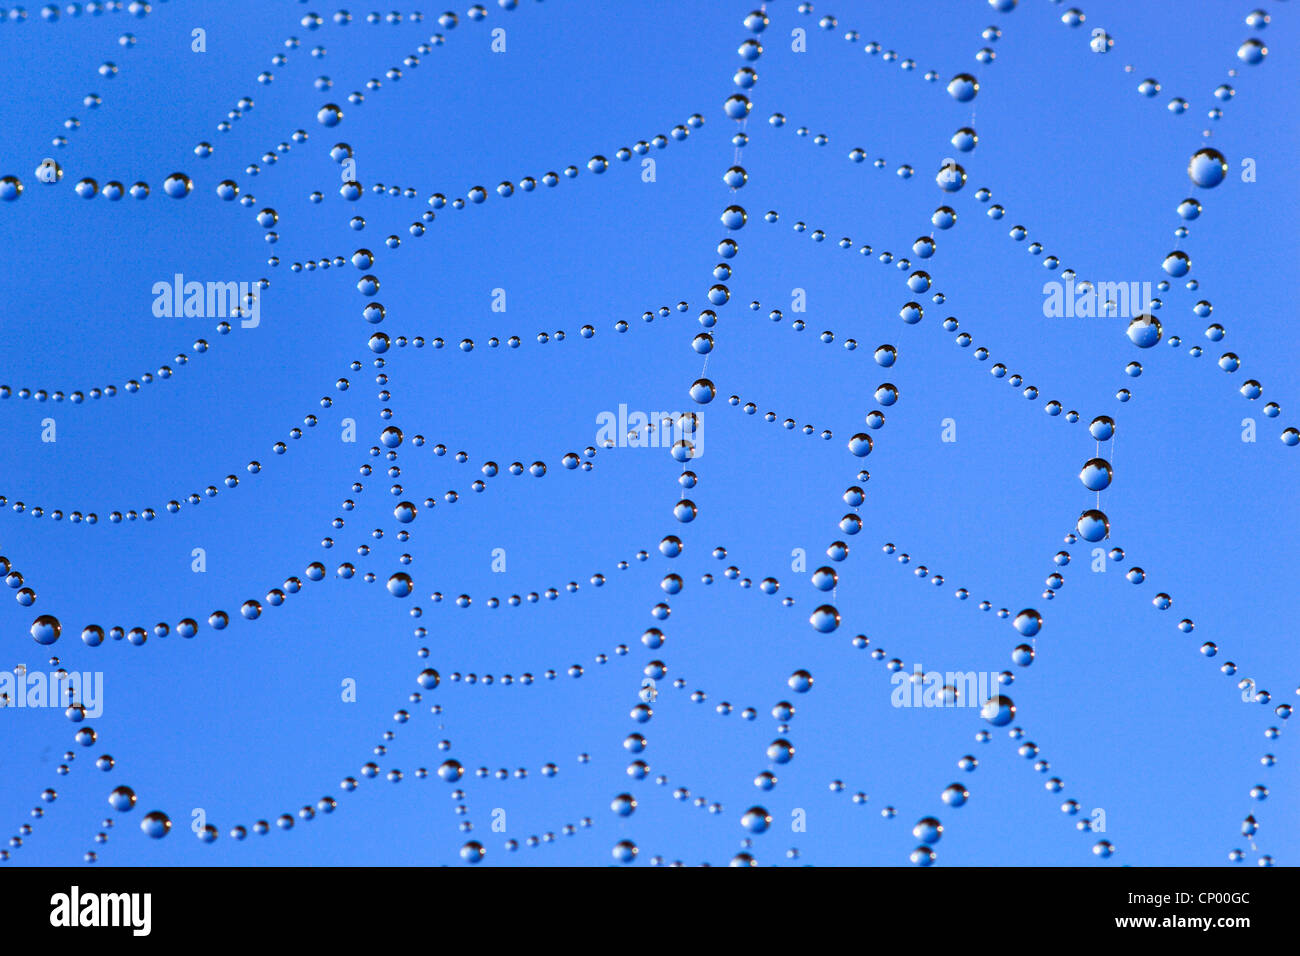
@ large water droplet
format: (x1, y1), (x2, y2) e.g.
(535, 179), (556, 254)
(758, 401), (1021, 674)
(30, 614), (61, 645)
(947, 74), (979, 101)
(1076, 509), (1110, 541)
(810, 605), (841, 632)
(1127, 314), (1162, 349)
(1188, 148), (1227, 188)
(140, 811), (171, 838)
(1079, 458), (1113, 490)
(980, 696), (1016, 726)
(1013, 609), (1042, 636)
(162, 172), (192, 198)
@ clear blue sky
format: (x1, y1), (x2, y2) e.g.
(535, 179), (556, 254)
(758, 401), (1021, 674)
(0, 0), (1295, 867)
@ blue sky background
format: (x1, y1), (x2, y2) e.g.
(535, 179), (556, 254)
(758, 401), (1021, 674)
(0, 0), (1295, 867)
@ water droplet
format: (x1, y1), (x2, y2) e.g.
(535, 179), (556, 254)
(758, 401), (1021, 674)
(913, 817), (943, 843)
(162, 172), (192, 198)
(788, 671), (814, 693)
(720, 206), (747, 230)
(1237, 38), (1267, 64)
(1127, 314), (1162, 348)
(1013, 609), (1042, 636)
(951, 128), (978, 152)
(1079, 458), (1112, 491)
(689, 379), (716, 404)
(30, 614), (61, 645)
(1076, 509), (1110, 542)
(847, 434), (873, 457)
(1089, 416), (1115, 441)
(980, 696), (1016, 726)
(810, 605), (841, 632)
(1188, 148), (1227, 188)
(766, 739), (795, 763)
(140, 811), (171, 838)
(1161, 251), (1190, 277)
(941, 784), (969, 807)
(947, 74), (979, 102)
(741, 806), (771, 832)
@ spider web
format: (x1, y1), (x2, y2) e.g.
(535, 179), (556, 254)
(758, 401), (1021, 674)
(0, 0), (1295, 867)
